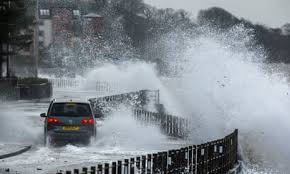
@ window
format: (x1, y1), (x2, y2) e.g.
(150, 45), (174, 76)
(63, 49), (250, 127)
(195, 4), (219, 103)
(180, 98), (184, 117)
(39, 30), (44, 36)
(50, 103), (92, 117)
(40, 9), (50, 16)
(73, 10), (80, 16)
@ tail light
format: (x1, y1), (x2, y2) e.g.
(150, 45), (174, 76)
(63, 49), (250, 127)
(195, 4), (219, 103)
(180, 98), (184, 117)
(82, 118), (94, 125)
(47, 118), (60, 124)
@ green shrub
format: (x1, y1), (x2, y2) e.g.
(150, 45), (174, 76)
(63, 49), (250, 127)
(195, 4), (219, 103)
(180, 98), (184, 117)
(18, 77), (49, 85)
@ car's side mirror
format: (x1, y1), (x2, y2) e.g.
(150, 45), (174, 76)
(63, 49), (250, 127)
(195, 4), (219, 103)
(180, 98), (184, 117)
(94, 114), (101, 118)
(40, 113), (46, 117)
(94, 113), (104, 118)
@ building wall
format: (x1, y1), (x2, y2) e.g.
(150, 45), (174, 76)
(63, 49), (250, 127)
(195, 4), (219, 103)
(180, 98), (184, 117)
(51, 8), (74, 46)
(38, 0), (104, 49)
(82, 16), (104, 38)
(39, 19), (53, 47)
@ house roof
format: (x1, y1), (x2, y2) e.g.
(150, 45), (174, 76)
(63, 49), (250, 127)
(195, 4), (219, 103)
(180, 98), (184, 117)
(83, 13), (102, 18)
(38, 0), (96, 11)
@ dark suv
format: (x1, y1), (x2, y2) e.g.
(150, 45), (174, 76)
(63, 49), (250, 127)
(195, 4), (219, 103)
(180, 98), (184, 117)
(40, 99), (96, 146)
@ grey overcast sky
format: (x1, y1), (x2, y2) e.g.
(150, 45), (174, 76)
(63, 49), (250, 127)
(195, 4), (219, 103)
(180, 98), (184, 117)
(144, 0), (290, 28)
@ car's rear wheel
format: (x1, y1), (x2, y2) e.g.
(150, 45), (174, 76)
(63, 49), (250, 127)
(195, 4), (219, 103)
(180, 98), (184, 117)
(44, 135), (55, 147)
(43, 132), (47, 146)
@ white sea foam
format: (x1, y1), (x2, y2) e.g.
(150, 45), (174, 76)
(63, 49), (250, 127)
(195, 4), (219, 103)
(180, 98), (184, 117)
(158, 26), (290, 173)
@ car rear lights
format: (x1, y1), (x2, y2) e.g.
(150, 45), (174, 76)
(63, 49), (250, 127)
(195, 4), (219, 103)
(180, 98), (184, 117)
(47, 118), (60, 124)
(81, 118), (94, 124)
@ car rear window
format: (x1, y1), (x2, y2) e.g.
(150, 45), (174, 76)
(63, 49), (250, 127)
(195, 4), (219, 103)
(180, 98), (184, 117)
(50, 103), (92, 117)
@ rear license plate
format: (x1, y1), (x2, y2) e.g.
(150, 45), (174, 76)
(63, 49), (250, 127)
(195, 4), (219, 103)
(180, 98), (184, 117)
(63, 126), (80, 131)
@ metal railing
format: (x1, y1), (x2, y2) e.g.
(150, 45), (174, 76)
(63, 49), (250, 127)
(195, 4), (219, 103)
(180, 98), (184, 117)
(55, 130), (239, 174)
(133, 109), (189, 138)
(48, 78), (85, 89)
(53, 90), (241, 174)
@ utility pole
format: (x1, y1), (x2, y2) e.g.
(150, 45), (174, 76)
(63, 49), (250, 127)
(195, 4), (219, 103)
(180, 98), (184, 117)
(33, 0), (39, 77)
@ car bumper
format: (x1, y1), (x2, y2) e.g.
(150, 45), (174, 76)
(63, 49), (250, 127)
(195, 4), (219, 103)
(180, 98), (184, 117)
(48, 131), (93, 141)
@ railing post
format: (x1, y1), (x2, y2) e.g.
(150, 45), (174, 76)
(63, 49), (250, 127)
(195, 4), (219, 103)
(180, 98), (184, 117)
(104, 163), (109, 174)
(176, 150), (181, 173)
(82, 167), (88, 174)
(136, 157), (141, 173)
(188, 146), (193, 173)
(73, 169), (79, 174)
(162, 152), (168, 174)
(141, 155), (146, 174)
(117, 161), (122, 174)
(195, 145), (199, 174)
(91, 166), (96, 174)
(234, 129), (238, 163)
(152, 153), (158, 173)
(157, 152), (163, 173)
(124, 159), (129, 174)
(204, 144), (209, 174)
(112, 162), (117, 174)
(130, 158), (135, 174)
(219, 140), (225, 174)
(167, 150), (174, 174)
(147, 154), (152, 174)
(97, 164), (102, 174)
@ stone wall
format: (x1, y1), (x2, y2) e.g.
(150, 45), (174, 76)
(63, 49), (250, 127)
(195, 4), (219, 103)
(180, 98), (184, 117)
(0, 78), (53, 101)
(0, 79), (20, 100)
(19, 82), (53, 100)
